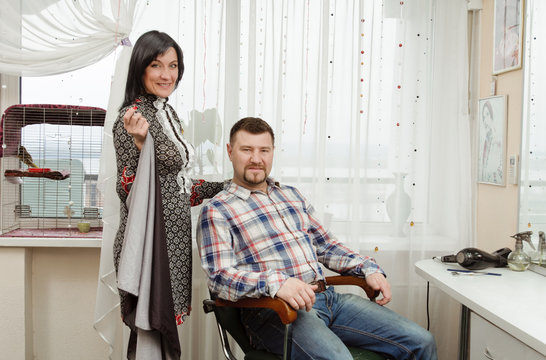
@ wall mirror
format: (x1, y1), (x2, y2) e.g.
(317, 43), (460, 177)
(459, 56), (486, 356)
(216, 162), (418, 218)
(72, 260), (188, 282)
(519, 0), (546, 255)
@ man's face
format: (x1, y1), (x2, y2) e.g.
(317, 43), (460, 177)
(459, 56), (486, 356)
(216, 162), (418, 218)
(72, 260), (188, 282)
(227, 130), (274, 192)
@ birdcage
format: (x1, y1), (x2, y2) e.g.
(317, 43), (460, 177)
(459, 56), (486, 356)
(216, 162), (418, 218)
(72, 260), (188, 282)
(0, 104), (105, 238)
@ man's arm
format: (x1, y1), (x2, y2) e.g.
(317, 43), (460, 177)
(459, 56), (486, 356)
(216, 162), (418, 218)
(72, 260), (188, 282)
(301, 197), (391, 304)
(197, 203), (288, 302)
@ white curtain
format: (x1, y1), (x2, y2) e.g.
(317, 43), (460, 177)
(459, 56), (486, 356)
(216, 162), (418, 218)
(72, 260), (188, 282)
(1, 0), (472, 359)
(0, 0), (135, 76)
(0, 1), (135, 359)
(169, 0), (472, 358)
(520, 0), (546, 235)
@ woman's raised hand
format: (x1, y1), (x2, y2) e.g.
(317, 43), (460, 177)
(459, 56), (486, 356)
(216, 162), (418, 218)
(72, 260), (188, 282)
(123, 106), (149, 151)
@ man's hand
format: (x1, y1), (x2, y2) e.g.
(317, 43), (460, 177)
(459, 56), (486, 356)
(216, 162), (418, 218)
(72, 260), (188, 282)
(123, 106), (149, 151)
(366, 273), (392, 306)
(275, 278), (318, 311)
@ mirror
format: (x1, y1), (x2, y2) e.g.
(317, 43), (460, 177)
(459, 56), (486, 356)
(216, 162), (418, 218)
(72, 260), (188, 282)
(519, 0), (546, 257)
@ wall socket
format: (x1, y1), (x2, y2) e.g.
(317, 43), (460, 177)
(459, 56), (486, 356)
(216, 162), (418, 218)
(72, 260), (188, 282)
(490, 76), (497, 96)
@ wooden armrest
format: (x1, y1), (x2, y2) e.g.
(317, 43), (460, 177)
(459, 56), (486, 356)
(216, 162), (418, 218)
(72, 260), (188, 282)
(325, 275), (379, 300)
(214, 276), (378, 325)
(215, 297), (297, 325)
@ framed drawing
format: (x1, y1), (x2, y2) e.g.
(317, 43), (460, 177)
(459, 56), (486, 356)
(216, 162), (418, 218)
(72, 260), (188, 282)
(493, 0), (524, 74)
(478, 95), (507, 185)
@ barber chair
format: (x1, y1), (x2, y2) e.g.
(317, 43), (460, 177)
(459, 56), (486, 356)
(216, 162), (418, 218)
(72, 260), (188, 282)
(203, 275), (387, 360)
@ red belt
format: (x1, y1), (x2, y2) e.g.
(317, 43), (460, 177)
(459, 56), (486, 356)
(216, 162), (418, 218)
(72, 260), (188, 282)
(311, 280), (327, 293)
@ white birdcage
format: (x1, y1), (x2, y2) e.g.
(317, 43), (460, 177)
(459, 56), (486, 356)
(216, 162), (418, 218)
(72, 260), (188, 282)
(0, 104), (105, 238)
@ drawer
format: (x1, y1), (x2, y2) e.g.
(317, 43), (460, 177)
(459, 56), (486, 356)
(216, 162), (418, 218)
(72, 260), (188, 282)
(469, 312), (545, 360)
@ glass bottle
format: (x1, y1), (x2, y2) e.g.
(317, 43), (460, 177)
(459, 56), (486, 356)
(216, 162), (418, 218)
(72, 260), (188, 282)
(507, 231), (532, 272)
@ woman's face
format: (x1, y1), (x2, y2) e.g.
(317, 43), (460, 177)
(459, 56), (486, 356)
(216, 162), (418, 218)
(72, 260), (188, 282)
(142, 47), (179, 98)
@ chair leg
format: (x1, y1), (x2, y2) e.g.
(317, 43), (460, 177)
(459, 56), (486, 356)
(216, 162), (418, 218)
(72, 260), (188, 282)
(215, 321), (238, 360)
(282, 323), (292, 360)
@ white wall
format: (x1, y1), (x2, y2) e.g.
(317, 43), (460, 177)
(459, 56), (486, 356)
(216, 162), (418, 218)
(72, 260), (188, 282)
(32, 248), (108, 359)
(0, 246), (109, 360)
(0, 248), (32, 359)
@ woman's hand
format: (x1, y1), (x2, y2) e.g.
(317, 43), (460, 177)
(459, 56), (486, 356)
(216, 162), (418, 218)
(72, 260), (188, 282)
(123, 106), (149, 151)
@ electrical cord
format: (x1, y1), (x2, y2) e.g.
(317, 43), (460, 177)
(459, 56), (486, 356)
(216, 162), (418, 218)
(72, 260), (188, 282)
(426, 256), (443, 330)
(426, 281), (430, 331)
(426, 256), (447, 330)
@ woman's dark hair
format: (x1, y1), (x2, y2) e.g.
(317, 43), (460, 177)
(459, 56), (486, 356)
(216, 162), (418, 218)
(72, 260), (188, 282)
(229, 117), (275, 145)
(121, 30), (184, 108)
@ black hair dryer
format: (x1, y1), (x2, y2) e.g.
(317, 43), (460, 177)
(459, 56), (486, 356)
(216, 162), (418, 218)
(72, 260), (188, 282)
(441, 247), (511, 270)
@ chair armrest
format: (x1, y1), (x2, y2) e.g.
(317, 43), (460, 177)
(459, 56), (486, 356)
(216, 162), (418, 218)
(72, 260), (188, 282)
(213, 275), (378, 326)
(215, 297), (297, 325)
(325, 275), (379, 301)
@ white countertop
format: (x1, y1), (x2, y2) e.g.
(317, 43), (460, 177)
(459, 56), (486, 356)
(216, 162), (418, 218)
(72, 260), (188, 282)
(415, 259), (546, 356)
(0, 237), (101, 247)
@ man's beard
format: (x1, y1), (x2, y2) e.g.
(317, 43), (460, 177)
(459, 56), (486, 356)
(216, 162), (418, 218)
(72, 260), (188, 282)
(243, 167), (267, 185)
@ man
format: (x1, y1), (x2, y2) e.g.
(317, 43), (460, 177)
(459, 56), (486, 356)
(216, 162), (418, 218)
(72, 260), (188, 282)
(197, 117), (437, 359)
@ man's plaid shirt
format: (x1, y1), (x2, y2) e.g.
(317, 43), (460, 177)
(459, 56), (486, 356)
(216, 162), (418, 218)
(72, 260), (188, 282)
(197, 178), (385, 301)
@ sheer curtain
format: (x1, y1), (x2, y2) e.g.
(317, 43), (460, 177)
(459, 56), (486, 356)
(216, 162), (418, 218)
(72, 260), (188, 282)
(93, 0), (470, 358)
(0, 0), (135, 76)
(520, 0), (546, 234)
(0, 1), (135, 359)
(167, 0), (471, 358)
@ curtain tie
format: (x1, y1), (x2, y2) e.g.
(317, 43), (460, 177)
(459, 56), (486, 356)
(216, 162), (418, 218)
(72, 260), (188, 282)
(120, 37), (132, 47)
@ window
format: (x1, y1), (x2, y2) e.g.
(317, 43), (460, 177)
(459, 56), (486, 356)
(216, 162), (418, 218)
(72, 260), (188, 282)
(0, 54), (113, 235)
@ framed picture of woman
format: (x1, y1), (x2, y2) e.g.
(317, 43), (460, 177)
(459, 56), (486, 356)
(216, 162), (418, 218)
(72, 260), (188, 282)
(478, 95), (507, 185)
(493, 0), (524, 74)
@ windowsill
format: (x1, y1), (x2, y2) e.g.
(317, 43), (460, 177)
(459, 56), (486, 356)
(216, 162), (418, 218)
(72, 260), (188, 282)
(0, 237), (101, 248)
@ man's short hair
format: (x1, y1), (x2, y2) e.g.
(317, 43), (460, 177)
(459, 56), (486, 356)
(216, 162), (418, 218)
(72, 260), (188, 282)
(229, 117), (275, 145)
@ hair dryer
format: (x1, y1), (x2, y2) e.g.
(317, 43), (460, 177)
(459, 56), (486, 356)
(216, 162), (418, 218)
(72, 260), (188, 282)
(441, 247), (510, 270)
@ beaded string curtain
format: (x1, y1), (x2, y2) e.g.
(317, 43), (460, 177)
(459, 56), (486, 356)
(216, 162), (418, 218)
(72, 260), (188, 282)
(94, 1), (471, 358)
(170, 1), (471, 357)
(176, 0), (437, 241)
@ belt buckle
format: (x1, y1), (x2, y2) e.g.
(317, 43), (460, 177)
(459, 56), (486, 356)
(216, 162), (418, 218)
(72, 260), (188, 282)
(311, 279), (327, 293)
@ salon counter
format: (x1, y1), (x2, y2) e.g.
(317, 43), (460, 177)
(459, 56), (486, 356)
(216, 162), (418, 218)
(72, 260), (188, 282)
(415, 259), (546, 359)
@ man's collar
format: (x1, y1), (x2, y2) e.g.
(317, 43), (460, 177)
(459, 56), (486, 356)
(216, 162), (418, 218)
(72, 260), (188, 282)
(227, 177), (280, 200)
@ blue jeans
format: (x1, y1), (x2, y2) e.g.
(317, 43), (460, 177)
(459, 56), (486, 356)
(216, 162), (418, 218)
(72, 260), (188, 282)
(241, 287), (437, 360)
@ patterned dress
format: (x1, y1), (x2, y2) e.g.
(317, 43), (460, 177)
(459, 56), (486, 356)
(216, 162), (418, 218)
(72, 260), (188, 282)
(113, 94), (223, 324)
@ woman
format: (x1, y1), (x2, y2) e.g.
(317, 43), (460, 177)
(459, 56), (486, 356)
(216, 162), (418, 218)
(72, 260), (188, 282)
(112, 30), (224, 356)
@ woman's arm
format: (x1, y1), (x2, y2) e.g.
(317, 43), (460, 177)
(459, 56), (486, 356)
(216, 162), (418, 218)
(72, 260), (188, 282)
(113, 109), (142, 202)
(190, 179), (228, 206)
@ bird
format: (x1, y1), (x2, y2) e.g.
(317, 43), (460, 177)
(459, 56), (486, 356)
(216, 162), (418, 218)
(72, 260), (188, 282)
(17, 145), (38, 168)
